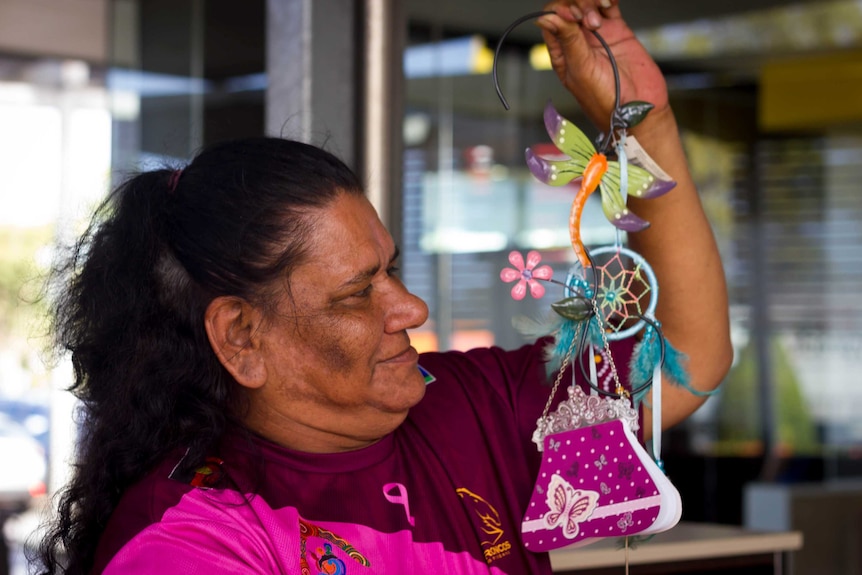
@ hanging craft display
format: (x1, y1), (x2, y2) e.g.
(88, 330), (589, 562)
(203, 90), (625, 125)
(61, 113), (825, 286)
(492, 9), (714, 553)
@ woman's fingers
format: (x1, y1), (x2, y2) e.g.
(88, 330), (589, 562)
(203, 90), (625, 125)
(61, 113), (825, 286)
(536, 9), (594, 84)
(543, 0), (621, 29)
(597, 0), (622, 20)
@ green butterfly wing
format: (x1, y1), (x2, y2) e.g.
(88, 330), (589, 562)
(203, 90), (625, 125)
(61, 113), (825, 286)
(530, 156), (588, 187)
(543, 101), (596, 162)
(551, 122), (596, 163)
(602, 161), (657, 200)
(598, 161), (656, 232)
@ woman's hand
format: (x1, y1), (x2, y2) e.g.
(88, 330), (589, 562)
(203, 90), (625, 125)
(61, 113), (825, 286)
(537, 0), (668, 132)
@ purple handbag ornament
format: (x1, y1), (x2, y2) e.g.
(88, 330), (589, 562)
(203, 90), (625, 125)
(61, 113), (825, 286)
(520, 354), (682, 552)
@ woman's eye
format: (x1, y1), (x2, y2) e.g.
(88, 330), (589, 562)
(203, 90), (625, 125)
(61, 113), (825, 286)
(348, 266), (399, 299)
(352, 285), (372, 298)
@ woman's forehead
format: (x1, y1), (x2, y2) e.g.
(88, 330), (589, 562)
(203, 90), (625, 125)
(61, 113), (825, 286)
(301, 194), (394, 273)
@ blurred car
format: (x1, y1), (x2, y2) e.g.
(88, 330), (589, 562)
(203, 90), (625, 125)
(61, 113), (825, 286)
(0, 413), (47, 514)
(0, 398), (50, 459)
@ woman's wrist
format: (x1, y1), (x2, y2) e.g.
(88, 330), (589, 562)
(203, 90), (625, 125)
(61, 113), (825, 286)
(626, 105), (693, 184)
(628, 105), (677, 149)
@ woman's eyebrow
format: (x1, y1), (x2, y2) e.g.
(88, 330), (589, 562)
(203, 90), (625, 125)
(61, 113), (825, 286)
(336, 245), (401, 290)
(337, 265), (379, 290)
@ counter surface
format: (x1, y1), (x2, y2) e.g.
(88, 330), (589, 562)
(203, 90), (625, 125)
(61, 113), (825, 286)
(550, 521), (803, 571)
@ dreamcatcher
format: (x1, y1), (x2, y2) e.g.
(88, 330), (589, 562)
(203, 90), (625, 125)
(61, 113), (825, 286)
(492, 9), (712, 555)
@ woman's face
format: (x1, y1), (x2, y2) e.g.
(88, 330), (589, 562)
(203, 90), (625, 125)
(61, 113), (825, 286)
(244, 192), (430, 452)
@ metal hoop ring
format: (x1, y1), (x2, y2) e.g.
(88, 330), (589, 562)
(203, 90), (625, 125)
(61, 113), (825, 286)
(564, 245), (658, 341)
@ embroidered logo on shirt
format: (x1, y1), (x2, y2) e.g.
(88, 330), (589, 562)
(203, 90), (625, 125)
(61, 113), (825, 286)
(456, 488), (512, 563)
(418, 364), (436, 385)
(168, 451), (225, 489)
(299, 518), (370, 574)
(310, 543), (346, 574)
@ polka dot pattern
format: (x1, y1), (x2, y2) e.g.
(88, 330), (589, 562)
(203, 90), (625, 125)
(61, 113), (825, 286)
(521, 419), (662, 551)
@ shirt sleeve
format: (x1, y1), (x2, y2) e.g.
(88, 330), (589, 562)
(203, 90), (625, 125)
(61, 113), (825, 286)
(101, 489), (287, 574)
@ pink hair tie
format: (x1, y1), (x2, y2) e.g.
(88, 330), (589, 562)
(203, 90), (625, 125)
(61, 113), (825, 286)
(168, 169), (183, 193)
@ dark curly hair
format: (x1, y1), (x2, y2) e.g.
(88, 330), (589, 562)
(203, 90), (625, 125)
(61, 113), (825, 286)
(34, 137), (364, 574)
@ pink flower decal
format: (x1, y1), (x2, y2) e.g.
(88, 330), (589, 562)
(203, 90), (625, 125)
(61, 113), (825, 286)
(500, 250), (553, 300)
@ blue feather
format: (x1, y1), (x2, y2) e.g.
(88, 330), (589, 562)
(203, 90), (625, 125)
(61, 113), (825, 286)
(662, 337), (691, 388)
(628, 326), (718, 402)
(629, 327), (662, 388)
(544, 319), (583, 378)
(587, 316), (605, 347)
(663, 337), (718, 397)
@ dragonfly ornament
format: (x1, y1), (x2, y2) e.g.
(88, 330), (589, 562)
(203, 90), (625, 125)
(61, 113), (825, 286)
(493, 10), (676, 266)
(526, 100), (676, 267)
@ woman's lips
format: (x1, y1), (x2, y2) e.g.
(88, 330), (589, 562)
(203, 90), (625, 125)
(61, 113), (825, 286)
(383, 346), (418, 364)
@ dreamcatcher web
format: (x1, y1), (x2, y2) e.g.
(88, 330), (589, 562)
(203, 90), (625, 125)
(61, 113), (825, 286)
(565, 245), (658, 341)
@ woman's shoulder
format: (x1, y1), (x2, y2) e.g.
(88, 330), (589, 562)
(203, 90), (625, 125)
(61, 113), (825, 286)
(98, 482), (285, 574)
(91, 449), (197, 572)
(92, 445), (261, 573)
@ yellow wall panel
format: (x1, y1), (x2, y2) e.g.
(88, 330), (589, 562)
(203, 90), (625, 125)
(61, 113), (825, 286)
(760, 51), (862, 131)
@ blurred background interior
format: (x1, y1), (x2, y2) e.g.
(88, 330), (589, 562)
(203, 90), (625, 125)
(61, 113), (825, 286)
(0, 0), (860, 573)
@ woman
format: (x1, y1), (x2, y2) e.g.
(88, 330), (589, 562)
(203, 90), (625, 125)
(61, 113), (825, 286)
(37, 1), (731, 573)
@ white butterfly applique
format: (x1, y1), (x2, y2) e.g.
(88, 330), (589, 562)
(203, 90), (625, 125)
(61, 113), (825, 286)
(543, 473), (600, 539)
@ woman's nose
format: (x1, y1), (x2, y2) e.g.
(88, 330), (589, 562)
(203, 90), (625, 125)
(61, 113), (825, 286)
(386, 281), (429, 332)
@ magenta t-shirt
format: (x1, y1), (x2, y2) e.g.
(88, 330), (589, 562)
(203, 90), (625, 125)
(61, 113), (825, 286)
(93, 339), (633, 574)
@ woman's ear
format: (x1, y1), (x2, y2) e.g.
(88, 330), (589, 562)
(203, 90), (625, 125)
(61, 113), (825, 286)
(205, 296), (267, 389)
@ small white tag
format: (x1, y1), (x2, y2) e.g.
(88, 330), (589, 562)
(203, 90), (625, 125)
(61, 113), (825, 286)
(623, 135), (673, 181)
